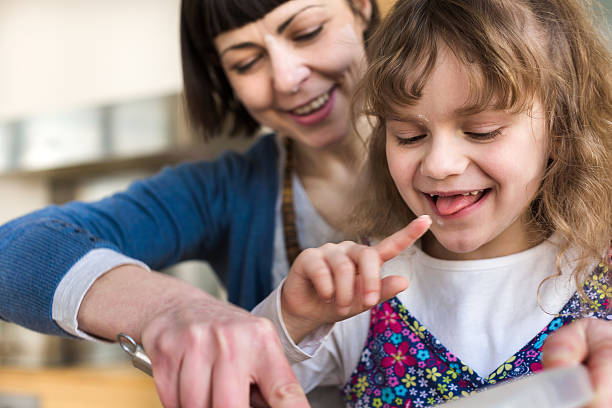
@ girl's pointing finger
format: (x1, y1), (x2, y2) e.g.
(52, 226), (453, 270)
(375, 215), (432, 262)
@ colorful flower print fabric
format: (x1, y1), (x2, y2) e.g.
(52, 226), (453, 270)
(343, 263), (612, 408)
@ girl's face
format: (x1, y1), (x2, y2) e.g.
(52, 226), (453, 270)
(385, 48), (550, 260)
(214, 0), (370, 148)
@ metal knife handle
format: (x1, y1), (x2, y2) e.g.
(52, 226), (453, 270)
(118, 333), (153, 377)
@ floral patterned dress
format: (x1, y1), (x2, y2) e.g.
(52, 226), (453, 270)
(343, 263), (612, 408)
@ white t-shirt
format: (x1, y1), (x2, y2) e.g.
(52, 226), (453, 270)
(253, 236), (581, 393)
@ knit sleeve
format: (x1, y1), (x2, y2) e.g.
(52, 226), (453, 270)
(0, 138), (275, 336)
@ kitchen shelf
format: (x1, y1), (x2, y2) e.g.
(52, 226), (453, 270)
(0, 146), (210, 180)
(0, 137), (255, 182)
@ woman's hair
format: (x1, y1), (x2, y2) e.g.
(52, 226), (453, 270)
(180, 0), (380, 139)
(352, 0), (612, 283)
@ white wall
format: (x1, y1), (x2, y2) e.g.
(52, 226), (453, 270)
(0, 0), (182, 122)
(0, 177), (50, 223)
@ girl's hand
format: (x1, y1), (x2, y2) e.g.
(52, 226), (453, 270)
(281, 215), (431, 343)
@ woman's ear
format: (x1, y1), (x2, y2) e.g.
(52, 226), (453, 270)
(356, 0), (373, 25)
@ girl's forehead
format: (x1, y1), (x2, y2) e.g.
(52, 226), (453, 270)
(381, 46), (534, 119)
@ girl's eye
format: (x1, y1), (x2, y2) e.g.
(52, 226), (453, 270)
(465, 128), (502, 141)
(233, 55), (262, 74)
(293, 25), (323, 42)
(395, 134), (426, 145)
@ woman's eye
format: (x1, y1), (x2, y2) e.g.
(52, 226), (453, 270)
(232, 55), (262, 74)
(293, 25), (323, 42)
(396, 134), (426, 145)
(466, 128), (502, 141)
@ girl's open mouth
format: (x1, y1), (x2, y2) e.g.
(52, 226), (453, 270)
(427, 189), (490, 216)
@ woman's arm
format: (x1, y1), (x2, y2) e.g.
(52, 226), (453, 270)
(0, 140), (274, 335)
(78, 264), (310, 407)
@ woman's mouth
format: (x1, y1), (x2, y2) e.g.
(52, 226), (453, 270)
(427, 189), (490, 216)
(291, 91), (331, 116)
(288, 87), (336, 126)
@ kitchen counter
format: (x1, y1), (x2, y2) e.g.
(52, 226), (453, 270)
(0, 363), (162, 408)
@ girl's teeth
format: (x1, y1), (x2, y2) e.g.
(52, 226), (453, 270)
(428, 190), (483, 197)
(293, 91), (330, 115)
(462, 190), (483, 196)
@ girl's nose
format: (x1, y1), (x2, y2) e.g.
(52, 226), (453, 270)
(265, 35), (310, 94)
(420, 135), (469, 180)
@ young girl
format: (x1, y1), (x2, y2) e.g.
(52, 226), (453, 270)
(253, 0), (612, 406)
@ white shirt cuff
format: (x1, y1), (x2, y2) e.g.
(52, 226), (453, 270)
(251, 280), (334, 364)
(51, 248), (150, 340)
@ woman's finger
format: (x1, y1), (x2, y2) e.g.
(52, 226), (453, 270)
(375, 215), (431, 262)
(178, 335), (212, 408)
(211, 358), (250, 408)
(147, 337), (182, 408)
(248, 320), (310, 408)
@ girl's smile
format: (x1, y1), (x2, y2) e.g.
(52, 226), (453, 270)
(385, 47), (550, 260)
(423, 188), (490, 218)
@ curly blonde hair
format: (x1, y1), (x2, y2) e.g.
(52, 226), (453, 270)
(350, 0), (612, 284)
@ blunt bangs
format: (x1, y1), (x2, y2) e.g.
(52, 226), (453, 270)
(198, 0), (290, 40)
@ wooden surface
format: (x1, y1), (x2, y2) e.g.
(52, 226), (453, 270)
(0, 363), (162, 408)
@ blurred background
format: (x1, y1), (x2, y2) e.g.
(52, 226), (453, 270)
(0, 0), (607, 407)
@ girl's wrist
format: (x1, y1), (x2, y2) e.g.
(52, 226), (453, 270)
(279, 288), (325, 345)
(280, 307), (324, 345)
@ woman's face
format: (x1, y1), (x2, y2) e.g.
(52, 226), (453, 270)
(385, 48), (550, 260)
(214, 0), (370, 148)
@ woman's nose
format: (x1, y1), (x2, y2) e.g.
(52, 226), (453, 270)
(265, 35), (310, 94)
(420, 135), (469, 180)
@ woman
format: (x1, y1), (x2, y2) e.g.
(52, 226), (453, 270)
(0, 0), (377, 406)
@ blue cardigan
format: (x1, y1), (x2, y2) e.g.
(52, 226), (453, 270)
(0, 135), (279, 336)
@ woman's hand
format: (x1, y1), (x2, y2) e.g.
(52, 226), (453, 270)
(281, 215), (431, 343)
(79, 266), (310, 408)
(542, 318), (612, 408)
(141, 295), (309, 408)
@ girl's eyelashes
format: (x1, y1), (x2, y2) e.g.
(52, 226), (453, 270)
(393, 128), (503, 145)
(395, 134), (426, 145)
(465, 128), (502, 141)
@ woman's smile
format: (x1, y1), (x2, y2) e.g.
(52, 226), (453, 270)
(215, 0), (370, 149)
(287, 86), (336, 125)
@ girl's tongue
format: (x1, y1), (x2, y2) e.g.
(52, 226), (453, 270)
(435, 191), (483, 215)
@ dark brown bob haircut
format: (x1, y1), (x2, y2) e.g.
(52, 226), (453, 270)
(180, 0), (380, 139)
